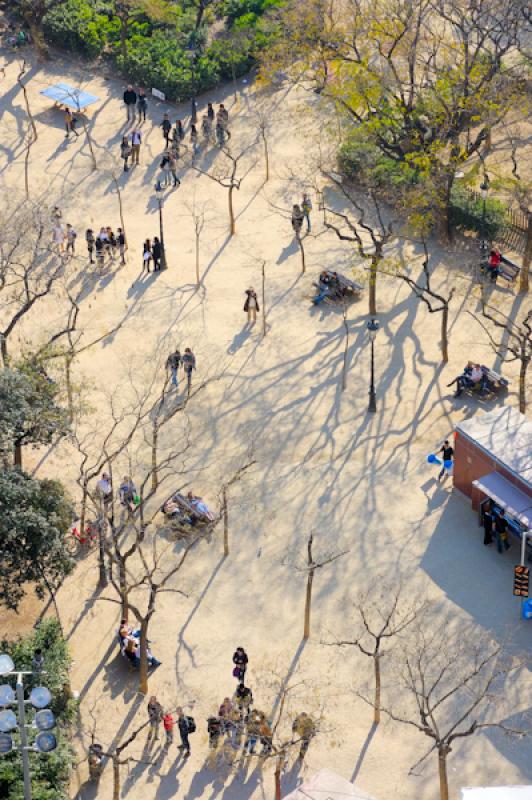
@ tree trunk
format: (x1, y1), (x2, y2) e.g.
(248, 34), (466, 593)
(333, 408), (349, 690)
(151, 424), (158, 492)
(518, 357), (527, 414)
(373, 653), (381, 724)
(262, 133), (269, 182)
(369, 255), (377, 316)
(119, 18), (128, 63)
(65, 352), (74, 423)
(223, 487), (229, 557)
(113, 176), (127, 251)
(79, 479), (88, 536)
(441, 304), (449, 364)
(14, 441), (22, 469)
(139, 619), (149, 695)
(437, 747), (450, 800)
(1, 334), (8, 366)
(23, 14), (49, 61)
(119, 562), (128, 618)
(274, 756), (282, 800)
(195, 234), (200, 285)
(297, 235), (306, 274)
(303, 568), (314, 640)
(262, 260), (266, 337)
(112, 754), (120, 800)
(228, 186), (236, 236)
(42, 575), (63, 634)
(80, 119), (97, 171)
(520, 216), (532, 295)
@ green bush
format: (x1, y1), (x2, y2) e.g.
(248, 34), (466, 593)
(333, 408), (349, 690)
(338, 134), (418, 191)
(449, 186), (506, 239)
(0, 620), (75, 800)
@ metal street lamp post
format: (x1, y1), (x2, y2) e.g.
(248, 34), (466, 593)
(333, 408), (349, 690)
(367, 318), (379, 413)
(155, 184), (167, 271)
(0, 654), (57, 800)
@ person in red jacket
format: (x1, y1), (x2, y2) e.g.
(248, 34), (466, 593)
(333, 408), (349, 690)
(487, 248), (501, 283)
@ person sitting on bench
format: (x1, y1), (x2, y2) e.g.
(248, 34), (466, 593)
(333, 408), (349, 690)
(124, 636), (161, 668)
(447, 364), (484, 396)
(487, 249), (501, 283)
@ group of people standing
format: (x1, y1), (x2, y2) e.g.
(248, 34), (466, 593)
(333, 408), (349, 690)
(86, 227), (126, 268)
(142, 238), (164, 272)
(291, 193), (313, 237)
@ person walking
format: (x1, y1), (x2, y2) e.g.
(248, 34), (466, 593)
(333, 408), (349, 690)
(292, 712), (316, 760)
(190, 123), (199, 158)
(137, 89), (148, 123)
(207, 102), (215, 123)
(437, 439), (454, 481)
(177, 708), (194, 758)
(64, 107), (79, 139)
(143, 239), (152, 273)
(168, 151), (180, 187)
(301, 193), (312, 232)
(215, 121), (225, 148)
(244, 709), (263, 755)
(86, 228), (95, 264)
(107, 228), (117, 261)
(494, 509), (510, 553)
(291, 204), (304, 239)
(243, 289), (259, 325)
(65, 224), (77, 256)
(232, 647), (248, 680)
(182, 348), (196, 392)
(235, 683), (253, 720)
(163, 712), (175, 746)
(147, 696), (163, 741)
(218, 698), (233, 736)
(482, 499), (494, 546)
(95, 236), (104, 270)
(130, 128), (142, 166)
(52, 222), (65, 253)
(117, 228), (126, 265)
(123, 85), (137, 123)
(174, 119), (185, 144)
(201, 114), (212, 144)
(120, 134), (131, 172)
(152, 236), (162, 271)
(217, 104), (230, 139)
(161, 113), (172, 147)
(207, 715), (222, 752)
(166, 348), (181, 388)
(160, 151), (171, 187)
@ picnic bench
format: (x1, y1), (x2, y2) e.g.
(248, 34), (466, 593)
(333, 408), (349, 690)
(161, 491), (216, 536)
(461, 361), (509, 397)
(312, 270), (364, 305)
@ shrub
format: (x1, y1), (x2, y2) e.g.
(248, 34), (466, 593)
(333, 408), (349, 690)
(338, 134), (418, 191)
(0, 620), (75, 800)
(449, 186), (506, 239)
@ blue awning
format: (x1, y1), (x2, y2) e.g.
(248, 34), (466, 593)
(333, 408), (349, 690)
(40, 83), (99, 112)
(473, 471), (532, 528)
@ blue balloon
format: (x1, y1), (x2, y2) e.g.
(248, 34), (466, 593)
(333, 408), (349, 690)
(444, 460), (453, 469)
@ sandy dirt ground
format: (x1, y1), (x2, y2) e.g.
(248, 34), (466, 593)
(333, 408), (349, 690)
(0, 45), (531, 800)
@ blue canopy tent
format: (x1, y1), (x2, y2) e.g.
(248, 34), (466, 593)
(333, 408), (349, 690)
(40, 82), (99, 113)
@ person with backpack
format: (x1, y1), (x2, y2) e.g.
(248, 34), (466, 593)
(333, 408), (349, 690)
(182, 348), (196, 392)
(291, 204), (304, 239)
(161, 113), (172, 147)
(207, 715), (222, 751)
(95, 236), (104, 270)
(120, 134), (131, 172)
(173, 120), (185, 144)
(117, 228), (126, 265)
(201, 114), (212, 144)
(232, 647), (248, 681)
(64, 107), (79, 139)
(177, 708), (194, 757)
(147, 696), (163, 741)
(65, 224), (77, 256)
(166, 348), (181, 388)
(301, 193), (313, 232)
(137, 89), (148, 123)
(86, 229), (95, 264)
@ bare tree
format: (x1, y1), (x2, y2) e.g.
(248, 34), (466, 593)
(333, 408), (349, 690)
(184, 195), (212, 285)
(319, 171), (394, 315)
(287, 532), (348, 640)
(324, 582), (424, 724)
(220, 459), (256, 556)
(255, 107), (271, 183)
(468, 303), (531, 413)
(370, 621), (525, 800)
(193, 142), (257, 236)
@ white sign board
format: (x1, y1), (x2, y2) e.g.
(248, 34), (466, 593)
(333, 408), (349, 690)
(151, 88), (166, 101)
(461, 788), (532, 800)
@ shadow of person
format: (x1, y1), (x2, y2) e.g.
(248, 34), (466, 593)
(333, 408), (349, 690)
(227, 326), (252, 354)
(276, 237), (299, 264)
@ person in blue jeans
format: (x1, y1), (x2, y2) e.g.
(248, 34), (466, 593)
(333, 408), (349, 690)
(166, 349), (181, 388)
(177, 708), (192, 757)
(437, 440), (454, 481)
(494, 510), (510, 553)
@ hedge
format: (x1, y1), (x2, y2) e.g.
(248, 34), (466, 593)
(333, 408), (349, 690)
(0, 619), (75, 800)
(449, 186), (506, 240)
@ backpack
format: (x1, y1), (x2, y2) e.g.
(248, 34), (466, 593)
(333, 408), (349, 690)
(186, 716), (196, 733)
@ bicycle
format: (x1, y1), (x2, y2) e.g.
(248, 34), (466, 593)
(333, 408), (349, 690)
(65, 521), (99, 556)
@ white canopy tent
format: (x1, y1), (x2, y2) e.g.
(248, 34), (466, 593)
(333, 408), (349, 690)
(461, 788), (532, 800)
(283, 769), (376, 799)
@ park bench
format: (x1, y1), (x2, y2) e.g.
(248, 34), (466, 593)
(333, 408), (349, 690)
(462, 362), (509, 397)
(312, 270), (364, 305)
(161, 491), (216, 536)
(481, 254), (520, 284)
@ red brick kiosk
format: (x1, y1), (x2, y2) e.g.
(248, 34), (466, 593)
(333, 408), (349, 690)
(454, 407), (532, 534)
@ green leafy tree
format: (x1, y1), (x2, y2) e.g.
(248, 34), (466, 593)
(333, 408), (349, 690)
(6, 0), (66, 59)
(0, 469), (74, 613)
(0, 363), (69, 469)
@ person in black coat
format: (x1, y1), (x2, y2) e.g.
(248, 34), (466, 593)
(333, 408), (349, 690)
(152, 237), (162, 271)
(123, 85), (137, 123)
(232, 647), (248, 680)
(482, 500), (494, 545)
(243, 289), (259, 325)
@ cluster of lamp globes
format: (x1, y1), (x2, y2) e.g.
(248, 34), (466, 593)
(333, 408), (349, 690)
(0, 654), (57, 755)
